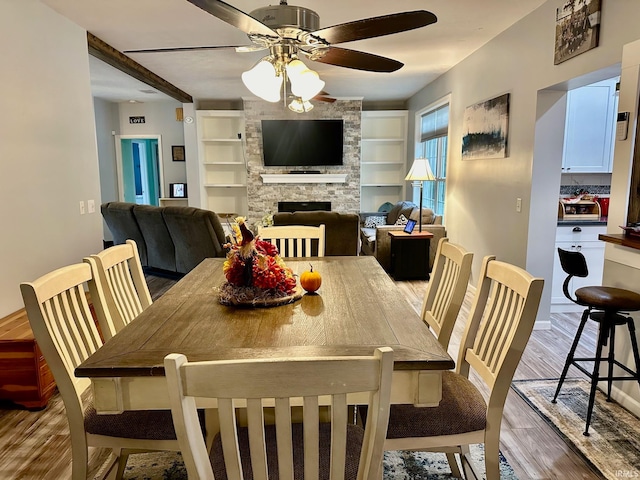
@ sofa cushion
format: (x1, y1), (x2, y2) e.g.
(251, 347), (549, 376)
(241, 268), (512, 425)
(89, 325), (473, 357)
(386, 201), (416, 225)
(101, 202), (148, 266)
(133, 205), (176, 272)
(272, 211), (360, 256)
(162, 207), (227, 273)
(363, 215), (387, 228)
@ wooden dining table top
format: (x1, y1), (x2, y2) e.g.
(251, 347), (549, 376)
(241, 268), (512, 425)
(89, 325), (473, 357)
(75, 256), (454, 379)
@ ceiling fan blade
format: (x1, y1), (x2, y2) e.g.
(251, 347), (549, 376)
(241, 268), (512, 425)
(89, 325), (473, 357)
(187, 0), (278, 37)
(124, 45), (249, 54)
(311, 11), (437, 45)
(313, 47), (403, 73)
(315, 95), (336, 103)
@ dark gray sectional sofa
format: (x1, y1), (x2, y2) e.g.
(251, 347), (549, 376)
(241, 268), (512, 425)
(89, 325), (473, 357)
(101, 202), (228, 275)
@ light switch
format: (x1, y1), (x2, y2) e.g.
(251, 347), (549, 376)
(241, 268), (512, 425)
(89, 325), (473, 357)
(516, 198), (522, 213)
(79, 201), (85, 215)
(87, 199), (95, 214)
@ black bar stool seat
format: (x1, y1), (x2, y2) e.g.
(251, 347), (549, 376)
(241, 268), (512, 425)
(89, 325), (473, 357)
(553, 248), (640, 436)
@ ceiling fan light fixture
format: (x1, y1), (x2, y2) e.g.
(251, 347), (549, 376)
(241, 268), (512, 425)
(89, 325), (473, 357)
(288, 98), (314, 113)
(286, 60), (325, 101)
(241, 59), (282, 102)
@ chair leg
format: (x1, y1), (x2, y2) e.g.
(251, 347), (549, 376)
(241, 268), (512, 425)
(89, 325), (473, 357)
(627, 318), (640, 389)
(584, 321), (608, 436)
(553, 308), (590, 403)
(607, 322), (616, 401)
(114, 449), (131, 480)
(446, 452), (463, 478)
(70, 435), (88, 480)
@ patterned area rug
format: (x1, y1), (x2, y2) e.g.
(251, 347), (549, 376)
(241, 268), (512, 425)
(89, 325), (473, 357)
(511, 378), (640, 480)
(121, 444), (517, 480)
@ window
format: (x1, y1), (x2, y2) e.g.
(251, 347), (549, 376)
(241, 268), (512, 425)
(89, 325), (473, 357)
(413, 103), (449, 217)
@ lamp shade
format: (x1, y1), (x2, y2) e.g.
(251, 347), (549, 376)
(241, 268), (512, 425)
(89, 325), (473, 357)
(241, 60), (282, 103)
(405, 158), (435, 181)
(286, 59), (325, 101)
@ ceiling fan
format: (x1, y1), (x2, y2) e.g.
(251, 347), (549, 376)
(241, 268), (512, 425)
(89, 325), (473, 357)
(125, 0), (437, 108)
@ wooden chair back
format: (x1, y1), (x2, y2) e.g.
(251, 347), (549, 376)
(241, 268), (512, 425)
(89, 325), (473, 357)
(20, 262), (109, 440)
(258, 224), (326, 257)
(165, 347), (394, 480)
(458, 256), (544, 404)
(86, 239), (152, 339)
(420, 238), (473, 349)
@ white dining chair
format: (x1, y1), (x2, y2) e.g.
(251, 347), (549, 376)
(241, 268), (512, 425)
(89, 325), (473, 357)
(384, 256), (544, 479)
(420, 237), (473, 351)
(258, 224), (326, 257)
(20, 261), (180, 480)
(85, 239), (152, 340)
(164, 346), (394, 480)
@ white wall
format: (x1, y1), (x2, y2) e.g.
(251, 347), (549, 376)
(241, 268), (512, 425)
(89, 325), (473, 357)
(94, 98), (119, 241)
(407, 0), (640, 329)
(0, 1), (103, 317)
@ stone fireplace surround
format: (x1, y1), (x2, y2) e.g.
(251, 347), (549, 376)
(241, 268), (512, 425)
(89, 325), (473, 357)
(243, 98), (362, 222)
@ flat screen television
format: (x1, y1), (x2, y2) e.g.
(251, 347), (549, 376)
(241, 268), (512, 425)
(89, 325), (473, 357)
(261, 119), (344, 167)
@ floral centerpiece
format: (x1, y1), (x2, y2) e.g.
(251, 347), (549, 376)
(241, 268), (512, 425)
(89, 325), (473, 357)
(218, 217), (299, 306)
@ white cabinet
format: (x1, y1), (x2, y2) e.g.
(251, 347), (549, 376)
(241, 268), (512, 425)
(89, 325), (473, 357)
(195, 111), (247, 216)
(360, 111), (407, 212)
(551, 225), (606, 312)
(562, 78), (618, 173)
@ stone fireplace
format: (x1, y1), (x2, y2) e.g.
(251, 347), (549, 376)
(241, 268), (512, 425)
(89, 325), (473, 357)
(243, 98), (362, 221)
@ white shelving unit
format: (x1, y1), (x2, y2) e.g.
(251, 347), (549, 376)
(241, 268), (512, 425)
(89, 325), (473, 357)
(196, 111), (247, 217)
(360, 111), (408, 212)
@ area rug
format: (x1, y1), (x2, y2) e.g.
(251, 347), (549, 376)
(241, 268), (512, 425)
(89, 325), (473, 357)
(121, 444), (517, 480)
(511, 378), (640, 480)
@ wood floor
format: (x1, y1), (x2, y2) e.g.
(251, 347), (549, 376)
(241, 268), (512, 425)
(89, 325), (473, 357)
(0, 274), (603, 479)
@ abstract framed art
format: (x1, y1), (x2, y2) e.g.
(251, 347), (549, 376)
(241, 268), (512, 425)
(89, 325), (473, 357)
(461, 93), (510, 160)
(554, 0), (602, 65)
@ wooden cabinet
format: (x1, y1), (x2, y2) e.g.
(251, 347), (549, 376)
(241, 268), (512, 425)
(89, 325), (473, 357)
(562, 78), (618, 173)
(360, 111), (407, 212)
(195, 111), (247, 216)
(0, 309), (56, 409)
(388, 231), (432, 280)
(551, 225), (606, 312)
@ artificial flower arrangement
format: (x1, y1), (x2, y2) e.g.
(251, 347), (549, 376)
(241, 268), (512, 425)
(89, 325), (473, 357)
(218, 217), (299, 306)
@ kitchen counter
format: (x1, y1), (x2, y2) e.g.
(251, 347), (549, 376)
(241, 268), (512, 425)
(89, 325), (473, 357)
(599, 233), (640, 251)
(558, 217), (608, 226)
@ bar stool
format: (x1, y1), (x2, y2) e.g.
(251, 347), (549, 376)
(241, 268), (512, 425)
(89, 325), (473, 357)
(552, 248), (640, 436)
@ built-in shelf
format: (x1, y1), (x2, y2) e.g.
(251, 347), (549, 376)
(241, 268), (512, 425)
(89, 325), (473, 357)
(260, 174), (348, 184)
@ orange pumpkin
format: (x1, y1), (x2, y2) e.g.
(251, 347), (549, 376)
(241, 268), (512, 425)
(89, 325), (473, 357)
(300, 264), (322, 293)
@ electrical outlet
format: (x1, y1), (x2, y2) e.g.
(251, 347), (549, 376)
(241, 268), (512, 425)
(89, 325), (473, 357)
(79, 201), (85, 215)
(516, 197), (522, 213)
(87, 199), (95, 213)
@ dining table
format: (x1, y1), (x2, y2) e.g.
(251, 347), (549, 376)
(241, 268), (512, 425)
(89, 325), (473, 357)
(75, 256), (454, 414)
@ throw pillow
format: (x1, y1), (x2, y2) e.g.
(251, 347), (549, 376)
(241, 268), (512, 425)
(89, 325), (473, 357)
(364, 215), (386, 228)
(394, 214), (409, 226)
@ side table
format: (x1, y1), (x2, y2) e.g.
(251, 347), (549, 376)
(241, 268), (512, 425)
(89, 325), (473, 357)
(388, 230), (434, 280)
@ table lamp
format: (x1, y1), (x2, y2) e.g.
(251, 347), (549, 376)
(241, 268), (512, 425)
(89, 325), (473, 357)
(405, 158), (435, 232)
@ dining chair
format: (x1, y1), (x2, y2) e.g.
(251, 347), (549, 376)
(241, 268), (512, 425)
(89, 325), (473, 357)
(85, 239), (152, 340)
(164, 346), (394, 480)
(20, 261), (180, 480)
(258, 224), (326, 257)
(420, 237), (473, 351)
(384, 256), (544, 480)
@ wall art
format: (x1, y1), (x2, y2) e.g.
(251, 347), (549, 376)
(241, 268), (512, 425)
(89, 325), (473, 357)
(461, 93), (510, 160)
(554, 0), (601, 65)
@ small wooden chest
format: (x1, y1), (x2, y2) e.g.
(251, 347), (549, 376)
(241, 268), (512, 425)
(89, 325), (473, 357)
(0, 309), (56, 409)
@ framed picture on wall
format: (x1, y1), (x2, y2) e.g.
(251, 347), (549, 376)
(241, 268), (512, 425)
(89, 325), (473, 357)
(172, 145), (185, 162)
(554, 0), (601, 65)
(461, 93), (510, 160)
(169, 183), (187, 198)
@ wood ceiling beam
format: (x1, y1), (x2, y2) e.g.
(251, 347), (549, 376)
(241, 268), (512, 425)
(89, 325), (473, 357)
(87, 32), (193, 104)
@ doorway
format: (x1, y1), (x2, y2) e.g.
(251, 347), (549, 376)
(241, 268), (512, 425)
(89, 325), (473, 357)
(115, 135), (164, 205)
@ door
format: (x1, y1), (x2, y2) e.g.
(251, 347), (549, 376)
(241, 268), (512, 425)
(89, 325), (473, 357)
(115, 135), (164, 205)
